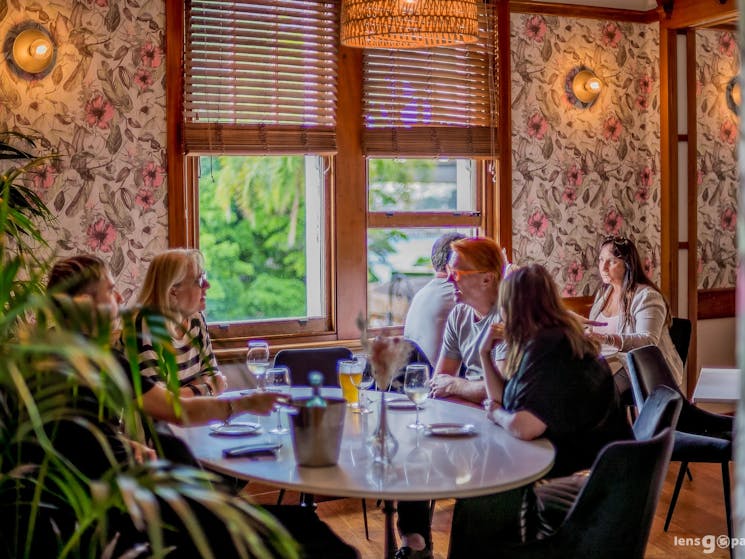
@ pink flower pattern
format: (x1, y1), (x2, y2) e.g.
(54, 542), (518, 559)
(719, 119), (737, 144)
(526, 112), (548, 140)
(565, 164), (583, 186)
(525, 16), (547, 43)
(567, 261), (584, 283)
(134, 68), (154, 91)
(639, 166), (654, 187)
(721, 207), (736, 232)
(527, 210), (549, 238)
(638, 75), (653, 95)
(86, 218), (117, 253)
(140, 42), (163, 68)
(141, 161), (165, 188)
(85, 94), (115, 130)
(635, 185), (650, 204)
(31, 164), (57, 190)
(135, 187), (156, 209)
(562, 186), (577, 205)
(600, 22), (622, 48)
(718, 32), (736, 56)
(603, 209), (624, 235)
(603, 116), (623, 141)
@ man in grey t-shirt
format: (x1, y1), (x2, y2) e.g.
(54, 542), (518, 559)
(403, 232), (464, 367)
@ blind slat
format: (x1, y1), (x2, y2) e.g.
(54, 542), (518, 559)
(363, 3), (498, 157)
(185, 0), (338, 153)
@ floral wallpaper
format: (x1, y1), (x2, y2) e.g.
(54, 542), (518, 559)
(510, 14), (661, 297)
(0, 0), (168, 303)
(696, 29), (739, 290)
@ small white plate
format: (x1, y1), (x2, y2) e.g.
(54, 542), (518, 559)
(386, 397), (424, 410)
(424, 423), (478, 437)
(209, 422), (262, 436)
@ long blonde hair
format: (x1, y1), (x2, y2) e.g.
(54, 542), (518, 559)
(137, 249), (204, 319)
(500, 264), (599, 378)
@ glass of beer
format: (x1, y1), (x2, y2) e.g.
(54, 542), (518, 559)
(338, 358), (364, 411)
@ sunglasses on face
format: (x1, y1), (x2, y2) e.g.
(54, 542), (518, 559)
(195, 272), (208, 288)
(445, 264), (490, 282)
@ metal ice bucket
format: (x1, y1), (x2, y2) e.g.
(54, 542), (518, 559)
(288, 397), (347, 467)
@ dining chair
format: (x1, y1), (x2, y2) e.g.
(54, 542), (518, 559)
(668, 317), (692, 366)
(519, 386), (682, 548)
(498, 428), (674, 559)
(626, 345), (733, 556)
(272, 346), (370, 539)
(273, 346), (353, 386)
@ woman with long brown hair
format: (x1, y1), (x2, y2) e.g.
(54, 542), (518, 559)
(587, 236), (683, 397)
(447, 264), (630, 558)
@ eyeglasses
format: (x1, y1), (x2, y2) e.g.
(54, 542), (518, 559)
(446, 265), (490, 282)
(195, 272), (208, 288)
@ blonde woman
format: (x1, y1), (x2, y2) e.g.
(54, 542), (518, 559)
(135, 249), (228, 397)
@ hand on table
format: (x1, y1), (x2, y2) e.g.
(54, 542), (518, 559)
(429, 373), (465, 399)
(128, 440), (157, 464)
(239, 391), (288, 416)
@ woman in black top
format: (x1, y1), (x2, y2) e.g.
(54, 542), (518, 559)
(447, 264), (630, 558)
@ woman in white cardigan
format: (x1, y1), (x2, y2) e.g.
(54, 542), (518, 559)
(587, 236), (684, 400)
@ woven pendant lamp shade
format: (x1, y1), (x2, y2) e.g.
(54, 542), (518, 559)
(340, 0), (480, 49)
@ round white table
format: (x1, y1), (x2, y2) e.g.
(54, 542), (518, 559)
(171, 388), (555, 558)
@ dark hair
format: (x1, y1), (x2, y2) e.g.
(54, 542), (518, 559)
(431, 232), (466, 272)
(47, 254), (107, 296)
(500, 263), (598, 378)
(598, 236), (670, 328)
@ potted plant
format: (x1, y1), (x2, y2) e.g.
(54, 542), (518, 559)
(0, 133), (298, 558)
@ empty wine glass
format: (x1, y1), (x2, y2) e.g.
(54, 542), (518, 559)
(266, 366), (291, 434)
(404, 363), (430, 430)
(246, 340), (270, 391)
(355, 356), (374, 414)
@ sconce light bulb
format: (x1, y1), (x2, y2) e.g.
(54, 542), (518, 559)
(586, 77), (602, 93)
(30, 38), (50, 58)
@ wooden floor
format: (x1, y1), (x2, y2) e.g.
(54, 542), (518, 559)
(244, 461), (733, 559)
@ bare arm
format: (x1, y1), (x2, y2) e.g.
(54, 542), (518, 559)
(431, 355), (486, 403)
(488, 404), (547, 440)
(141, 384), (282, 426)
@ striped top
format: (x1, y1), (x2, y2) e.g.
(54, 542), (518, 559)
(135, 310), (219, 386)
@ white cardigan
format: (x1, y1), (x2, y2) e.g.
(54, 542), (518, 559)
(589, 285), (684, 387)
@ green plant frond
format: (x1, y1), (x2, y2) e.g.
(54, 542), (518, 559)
(154, 486), (215, 559)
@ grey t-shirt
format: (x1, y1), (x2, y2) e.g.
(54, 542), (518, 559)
(403, 277), (455, 367)
(440, 302), (506, 376)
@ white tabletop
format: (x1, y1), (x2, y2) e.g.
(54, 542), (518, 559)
(692, 367), (741, 404)
(171, 388), (555, 501)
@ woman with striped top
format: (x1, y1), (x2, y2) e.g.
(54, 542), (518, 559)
(135, 249), (228, 397)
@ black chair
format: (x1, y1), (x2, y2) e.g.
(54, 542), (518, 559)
(668, 317), (692, 366)
(499, 428), (675, 559)
(272, 346), (369, 538)
(626, 345), (733, 553)
(273, 346), (352, 386)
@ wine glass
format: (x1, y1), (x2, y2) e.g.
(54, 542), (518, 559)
(355, 356), (374, 414)
(246, 340), (270, 391)
(266, 366), (291, 434)
(404, 363), (430, 430)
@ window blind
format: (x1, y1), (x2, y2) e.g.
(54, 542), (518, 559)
(362, 3), (498, 158)
(184, 0), (338, 154)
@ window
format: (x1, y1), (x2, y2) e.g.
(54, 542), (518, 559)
(198, 155), (326, 324)
(367, 159), (481, 327)
(171, 0), (501, 349)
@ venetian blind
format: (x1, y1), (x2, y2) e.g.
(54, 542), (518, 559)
(184, 0), (338, 154)
(362, 3), (498, 158)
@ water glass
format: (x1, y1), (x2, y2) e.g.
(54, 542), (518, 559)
(404, 363), (430, 430)
(266, 366), (290, 434)
(246, 340), (270, 391)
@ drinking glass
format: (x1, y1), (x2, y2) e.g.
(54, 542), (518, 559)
(338, 359), (363, 411)
(355, 356), (374, 414)
(404, 363), (430, 430)
(246, 340), (270, 391)
(266, 366), (291, 434)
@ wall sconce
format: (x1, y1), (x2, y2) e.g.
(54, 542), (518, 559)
(726, 76), (740, 115)
(566, 66), (603, 108)
(3, 22), (56, 79)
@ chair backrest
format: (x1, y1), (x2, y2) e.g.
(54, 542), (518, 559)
(668, 317), (692, 366)
(548, 428), (675, 559)
(403, 338), (432, 370)
(632, 385), (682, 441)
(626, 345), (683, 410)
(273, 346), (353, 386)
